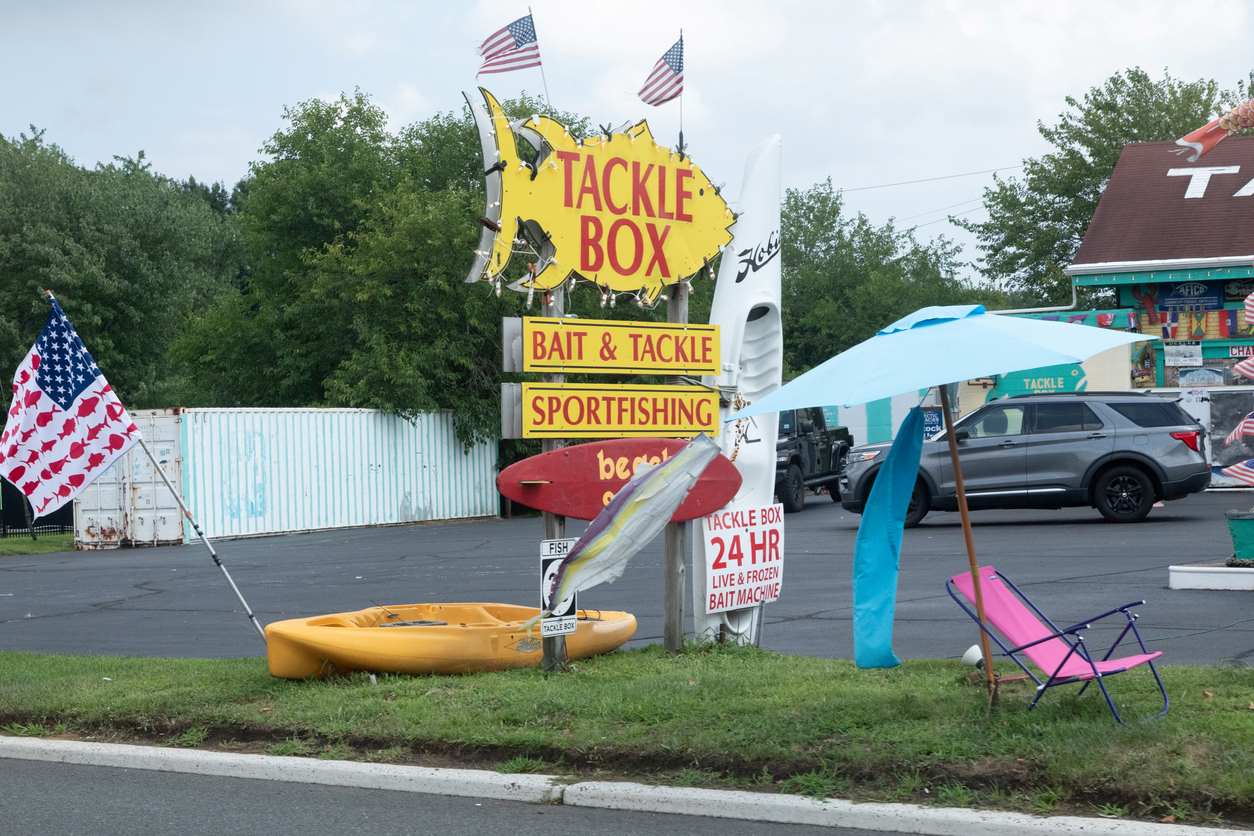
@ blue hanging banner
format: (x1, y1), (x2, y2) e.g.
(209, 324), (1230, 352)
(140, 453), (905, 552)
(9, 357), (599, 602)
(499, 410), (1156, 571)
(852, 406), (925, 668)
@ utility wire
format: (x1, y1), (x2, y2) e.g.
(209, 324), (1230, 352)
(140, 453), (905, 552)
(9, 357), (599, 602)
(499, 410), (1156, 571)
(840, 165), (1021, 193)
(896, 196), (985, 222)
(910, 207), (986, 230)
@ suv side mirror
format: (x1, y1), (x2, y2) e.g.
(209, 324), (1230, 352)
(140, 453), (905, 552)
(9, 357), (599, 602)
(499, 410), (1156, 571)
(953, 428), (970, 442)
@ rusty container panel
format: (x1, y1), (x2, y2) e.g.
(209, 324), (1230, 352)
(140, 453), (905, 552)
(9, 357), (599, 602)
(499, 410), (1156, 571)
(73, 410), (183, 548)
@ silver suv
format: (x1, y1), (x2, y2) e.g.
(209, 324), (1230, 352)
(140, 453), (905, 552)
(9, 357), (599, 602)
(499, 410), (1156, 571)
(838, 393), (1210, 526)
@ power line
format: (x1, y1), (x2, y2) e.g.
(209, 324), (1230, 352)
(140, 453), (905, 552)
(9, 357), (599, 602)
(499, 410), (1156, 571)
(910, 206), (986, 229)
(840, 165), (1022, 193)
(896, 196), (985, 222)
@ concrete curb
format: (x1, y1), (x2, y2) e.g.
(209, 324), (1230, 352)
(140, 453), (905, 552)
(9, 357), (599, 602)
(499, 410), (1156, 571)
(0, 736), (1234, 835)
(0, 736), (560, 804)
(562, 781), (1234, 835)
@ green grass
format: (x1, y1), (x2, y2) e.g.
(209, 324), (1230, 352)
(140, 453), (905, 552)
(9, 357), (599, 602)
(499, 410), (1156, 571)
(0, 646), (1249, 825)
(0, 533), (74, 556)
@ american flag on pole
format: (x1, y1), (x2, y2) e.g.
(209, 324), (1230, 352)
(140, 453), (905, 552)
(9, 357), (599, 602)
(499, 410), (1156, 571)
(1225, 411), (1254, 446)
(478, 14), (542, 76)
(0, 297), (139, 518)
(1221, 458), (1254, 486)
(638, 35), (684, 107)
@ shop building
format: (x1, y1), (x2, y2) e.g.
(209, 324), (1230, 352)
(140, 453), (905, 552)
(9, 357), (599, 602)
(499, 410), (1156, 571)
(1066, 136), (1254, 388)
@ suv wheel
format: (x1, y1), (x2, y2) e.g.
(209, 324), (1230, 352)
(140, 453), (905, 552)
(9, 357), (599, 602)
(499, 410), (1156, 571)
(903, 481), (929, 528)
(780, 464), (805, 513)
(1094, 465), (1154, 523)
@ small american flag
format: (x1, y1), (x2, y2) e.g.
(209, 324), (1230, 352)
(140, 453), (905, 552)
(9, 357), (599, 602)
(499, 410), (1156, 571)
(1225, 412), (1254, 446)
(639, 35), (683, 107)
(0, 298), (139, 518)
(1222, 458), (1254, 486)
(478, 14), (542, 76)
(1235, 356), (1254, 380)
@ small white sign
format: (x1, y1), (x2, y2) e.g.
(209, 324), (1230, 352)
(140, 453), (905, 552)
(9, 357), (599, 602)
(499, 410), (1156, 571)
(702, 502), (785, 614)
(540, 538), (578, 636)
(1164, 341), (1202, 367)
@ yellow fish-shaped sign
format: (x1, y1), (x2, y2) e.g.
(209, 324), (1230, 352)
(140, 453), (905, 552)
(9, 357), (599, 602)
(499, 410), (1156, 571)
(464, 88), (734, 302)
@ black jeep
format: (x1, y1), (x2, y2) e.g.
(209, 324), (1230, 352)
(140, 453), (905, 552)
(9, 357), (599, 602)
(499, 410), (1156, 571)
(775, 407), (853, 513)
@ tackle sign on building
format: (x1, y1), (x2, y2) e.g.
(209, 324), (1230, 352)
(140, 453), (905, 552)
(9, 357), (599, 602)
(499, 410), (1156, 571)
(541, 538), (579, 637)
(521, 316), (719, 375)
(702, 502), (785, 614)
(521, 382), (719, 439)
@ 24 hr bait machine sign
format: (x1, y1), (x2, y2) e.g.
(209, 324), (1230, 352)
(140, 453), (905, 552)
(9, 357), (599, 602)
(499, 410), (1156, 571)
(702, 502), (786, 614)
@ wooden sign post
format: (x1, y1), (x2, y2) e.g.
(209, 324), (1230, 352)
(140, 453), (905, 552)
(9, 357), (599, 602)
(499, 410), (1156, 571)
(664, 282), (689, 654)
(540, 287), (567, 673)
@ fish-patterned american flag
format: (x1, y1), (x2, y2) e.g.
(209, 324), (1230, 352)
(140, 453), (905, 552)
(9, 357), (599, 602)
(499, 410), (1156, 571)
(1226, 411), (1254, 446)
(0, 298), (139, 518)
(1221, 458), (1254, 486)
(638, 35), (684, 107)
(477, 14), (542, 76)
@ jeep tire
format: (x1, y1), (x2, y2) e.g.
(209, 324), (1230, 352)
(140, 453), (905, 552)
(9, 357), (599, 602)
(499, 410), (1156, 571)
(780, 464), (805, 513)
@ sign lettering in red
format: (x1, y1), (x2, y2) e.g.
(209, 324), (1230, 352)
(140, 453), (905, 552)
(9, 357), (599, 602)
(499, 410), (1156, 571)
(703, 502), (785, 614)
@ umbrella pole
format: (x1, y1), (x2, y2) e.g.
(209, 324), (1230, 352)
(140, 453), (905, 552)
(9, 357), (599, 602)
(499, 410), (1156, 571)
(938, 386), (996, 696)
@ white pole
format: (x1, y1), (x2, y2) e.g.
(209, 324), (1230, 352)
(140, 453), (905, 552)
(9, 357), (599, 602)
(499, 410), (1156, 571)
(138, 438), (267, 643)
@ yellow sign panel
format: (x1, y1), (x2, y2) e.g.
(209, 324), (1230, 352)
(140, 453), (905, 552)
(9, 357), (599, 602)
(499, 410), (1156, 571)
(523, 317), (719, 375)
(467, 88), (734, 302)
(522, 383), (719, 439)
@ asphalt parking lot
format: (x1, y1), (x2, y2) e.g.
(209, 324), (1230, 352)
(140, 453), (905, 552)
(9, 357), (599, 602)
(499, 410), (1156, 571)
(0, 490), (1250, 666)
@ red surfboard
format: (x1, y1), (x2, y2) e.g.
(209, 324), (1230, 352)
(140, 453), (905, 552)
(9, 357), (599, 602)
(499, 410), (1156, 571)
(497, 438), (741, 522)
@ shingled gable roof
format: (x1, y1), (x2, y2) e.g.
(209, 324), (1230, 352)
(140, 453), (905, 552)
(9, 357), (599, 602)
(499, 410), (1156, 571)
(1071, 137), (1254, 270)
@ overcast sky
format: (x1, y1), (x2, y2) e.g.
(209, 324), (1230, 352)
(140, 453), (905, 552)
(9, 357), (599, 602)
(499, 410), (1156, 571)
(4, 1), (1252, 278)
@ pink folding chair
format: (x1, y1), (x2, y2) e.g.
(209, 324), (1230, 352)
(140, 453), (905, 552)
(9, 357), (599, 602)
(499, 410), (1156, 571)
(946, 566), (1168, 723)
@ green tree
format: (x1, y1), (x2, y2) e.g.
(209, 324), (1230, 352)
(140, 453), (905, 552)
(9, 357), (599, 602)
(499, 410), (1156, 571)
(781, 179), (998, 375)
(175, 90), (597, 443)
(960, 67), (1254, 302)
(0, 129), (241, 405)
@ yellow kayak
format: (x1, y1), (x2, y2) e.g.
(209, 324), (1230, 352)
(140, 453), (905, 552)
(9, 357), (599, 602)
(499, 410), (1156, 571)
(265, 603), (637, 679)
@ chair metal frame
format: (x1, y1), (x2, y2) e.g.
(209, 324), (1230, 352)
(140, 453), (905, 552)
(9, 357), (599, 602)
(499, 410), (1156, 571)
(945, 569), (1169, 723)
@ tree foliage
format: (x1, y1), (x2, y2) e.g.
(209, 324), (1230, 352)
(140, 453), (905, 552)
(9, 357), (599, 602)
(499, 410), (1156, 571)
(0, 129), (240, 405)
(960, 67), (1254, 302)
(781, 180), (996, 375)
(173, 91), (598, 444)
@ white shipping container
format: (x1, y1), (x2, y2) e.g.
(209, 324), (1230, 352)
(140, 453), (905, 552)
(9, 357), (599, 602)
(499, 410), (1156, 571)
(74, 410), (183, 548)
(74, 408), (497, 547)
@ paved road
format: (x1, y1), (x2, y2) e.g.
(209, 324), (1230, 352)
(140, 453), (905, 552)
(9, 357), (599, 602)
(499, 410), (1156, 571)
(0, 759), (889, 836)
(0, 491), (1250, 665)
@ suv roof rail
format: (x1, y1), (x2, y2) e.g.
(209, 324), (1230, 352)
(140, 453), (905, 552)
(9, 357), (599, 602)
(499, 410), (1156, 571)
(1000, 391), (1154, 399)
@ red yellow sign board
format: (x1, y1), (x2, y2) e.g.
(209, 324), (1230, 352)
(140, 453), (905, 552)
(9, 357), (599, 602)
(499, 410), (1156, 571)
(522, 382), (719, 439)
(523, 317), (719, 375)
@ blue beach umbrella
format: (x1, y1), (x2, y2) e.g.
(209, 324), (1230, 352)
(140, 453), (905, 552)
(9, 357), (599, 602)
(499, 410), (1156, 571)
(730, 305), (1153, 683)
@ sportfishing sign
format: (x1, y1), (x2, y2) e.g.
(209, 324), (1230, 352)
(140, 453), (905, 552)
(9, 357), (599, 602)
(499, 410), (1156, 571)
(464, 88), (734, 302)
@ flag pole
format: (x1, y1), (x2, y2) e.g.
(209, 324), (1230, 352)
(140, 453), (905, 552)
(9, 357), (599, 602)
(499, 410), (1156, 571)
(36, 289), (264, 642)
(138, 438), (267, 643)
(529, 6), (554, 113)
(677, 29), (685, 157)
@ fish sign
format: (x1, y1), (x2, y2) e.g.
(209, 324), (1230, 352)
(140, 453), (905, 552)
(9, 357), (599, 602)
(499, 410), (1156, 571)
(465, 87), (734, 302)
(498, 438), (742, 521)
